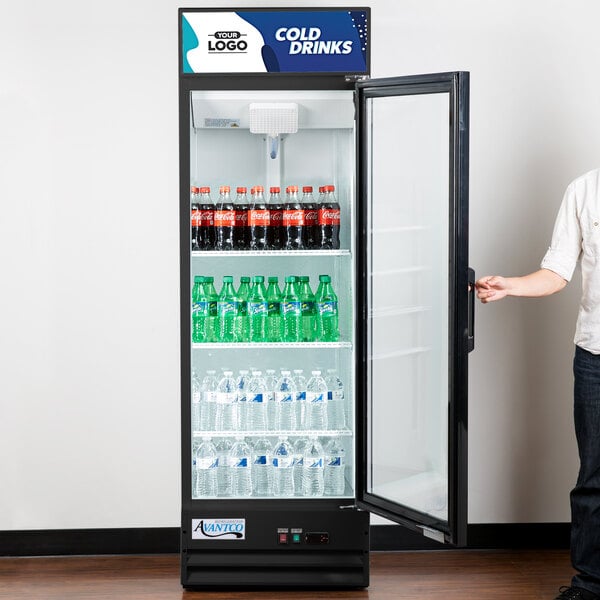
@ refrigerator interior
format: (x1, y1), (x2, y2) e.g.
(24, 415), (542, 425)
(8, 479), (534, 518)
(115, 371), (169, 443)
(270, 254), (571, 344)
(367, 91), (450, 520)
(189, 89), (356, 500)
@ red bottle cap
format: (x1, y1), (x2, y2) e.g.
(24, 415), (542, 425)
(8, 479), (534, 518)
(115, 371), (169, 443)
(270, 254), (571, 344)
(302, 186), (313, 193)
(219, 185), (230, 193)
(191, 186), (200, 193)
(237, 187), (247, 194)
(254, 185), (264, 193)
(199, 187), (210, 194)
(286, 185), (299, 193)
(325, 185), (335, 192)
(270, 186), (280, 193)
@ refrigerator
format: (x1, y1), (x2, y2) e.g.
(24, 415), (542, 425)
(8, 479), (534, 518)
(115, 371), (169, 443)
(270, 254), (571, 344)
(179, 7), (474, 589)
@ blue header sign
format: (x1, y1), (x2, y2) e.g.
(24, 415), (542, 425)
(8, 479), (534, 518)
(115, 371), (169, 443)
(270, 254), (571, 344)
(181, 9), (369, 74)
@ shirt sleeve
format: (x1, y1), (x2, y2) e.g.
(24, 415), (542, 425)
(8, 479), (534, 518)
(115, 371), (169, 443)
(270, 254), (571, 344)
(540, 183), (582, 282)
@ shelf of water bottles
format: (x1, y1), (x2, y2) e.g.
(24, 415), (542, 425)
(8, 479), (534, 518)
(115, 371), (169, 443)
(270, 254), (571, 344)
(192, 434), (351, 499)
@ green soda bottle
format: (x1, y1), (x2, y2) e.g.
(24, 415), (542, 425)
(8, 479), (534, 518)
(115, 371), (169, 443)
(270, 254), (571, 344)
(248, 275), (268, 342)
(204, 276), (219, 342)
(282, 276), (302, 343)
(191, 275), (205, 343)
(299, 275), (316, 342)
(236, 276), (251, 342)
(315, 274), (339, 342)
(266, 276), (283, 342)
(217, 275), (238, 342)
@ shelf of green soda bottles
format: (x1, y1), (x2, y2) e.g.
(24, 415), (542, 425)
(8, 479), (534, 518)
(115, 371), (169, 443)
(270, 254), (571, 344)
(191, 273), (346, 346)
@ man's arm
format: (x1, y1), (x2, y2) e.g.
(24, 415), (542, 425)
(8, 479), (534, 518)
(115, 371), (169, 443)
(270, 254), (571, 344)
(475, 269), (567, 303)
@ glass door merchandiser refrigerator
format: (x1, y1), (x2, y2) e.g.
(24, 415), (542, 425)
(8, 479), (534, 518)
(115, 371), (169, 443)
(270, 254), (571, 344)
(179, 7), (474, 589)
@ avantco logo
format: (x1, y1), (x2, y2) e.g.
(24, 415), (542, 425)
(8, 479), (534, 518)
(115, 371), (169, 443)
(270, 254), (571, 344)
(207, 31), (248, 53)
(192, 518), (246, 540)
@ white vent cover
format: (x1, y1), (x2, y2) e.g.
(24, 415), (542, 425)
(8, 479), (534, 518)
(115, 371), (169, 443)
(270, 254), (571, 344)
(249, 103), (298, 136)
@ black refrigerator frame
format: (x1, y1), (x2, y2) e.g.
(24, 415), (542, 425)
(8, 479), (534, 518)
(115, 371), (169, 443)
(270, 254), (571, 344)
(178, 7), (471, 589)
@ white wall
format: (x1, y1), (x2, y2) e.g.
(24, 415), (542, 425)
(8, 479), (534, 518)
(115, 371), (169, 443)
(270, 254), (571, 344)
(1, 0), (597, 530)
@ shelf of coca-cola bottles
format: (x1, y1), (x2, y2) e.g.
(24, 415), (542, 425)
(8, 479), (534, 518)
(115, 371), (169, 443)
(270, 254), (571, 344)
(190, 184), (343, 253)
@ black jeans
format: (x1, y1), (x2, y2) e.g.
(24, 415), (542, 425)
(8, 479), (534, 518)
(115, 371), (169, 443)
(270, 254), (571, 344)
(571, 345), (600, 594)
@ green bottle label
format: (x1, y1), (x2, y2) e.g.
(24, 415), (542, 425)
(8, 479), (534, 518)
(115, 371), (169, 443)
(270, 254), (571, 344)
(318, 301), (338, 316)
(248, 301), (268, 316)
(301, 301), (315, 315)
(193, 301), (210, 316)
(218, 301), (237, 316)
(282, 301), (301, 316)
(268, 301), (281, 315)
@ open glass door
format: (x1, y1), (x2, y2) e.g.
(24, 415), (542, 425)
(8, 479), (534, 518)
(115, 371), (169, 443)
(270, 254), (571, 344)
(356, 72), (472, 546)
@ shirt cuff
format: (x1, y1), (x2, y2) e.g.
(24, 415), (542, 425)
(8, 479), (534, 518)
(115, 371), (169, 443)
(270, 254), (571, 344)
(540, 248), (576, 282)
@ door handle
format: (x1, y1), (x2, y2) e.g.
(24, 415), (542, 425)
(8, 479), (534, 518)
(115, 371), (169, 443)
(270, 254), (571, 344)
(467, 267), (475, 352)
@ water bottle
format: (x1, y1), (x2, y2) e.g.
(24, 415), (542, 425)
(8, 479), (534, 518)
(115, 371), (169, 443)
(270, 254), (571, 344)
(282, 276), (302, 342)
(266, 276), (283, 342)
(191, 438), (200, 497)
(293, 369), (307, 430)
(200, 370), (218, 431)
(215, 438), (233, 496)
(248, 276), (268, 342)
(195, 437), (218, 497)
(306, 370), (328, 430)
(191, 370), (202, 432)
(252, 437), (272, 496)
(302, 436), (324, 497)
(215, 370), (239, 431)
(236, 370), (250, 430)
(293, 437), (309, 496)
(272, 436), (295, 497)
(324, 437), (346, 496)
(217, 276), (238, 342)
(231, 437), (253, 496)
(325, 369), (346, 430)
(247, 370), (268, 431)
(264, 369), (278, 431)
(315, 274), (339, 342)
(274, 370), (297, 431)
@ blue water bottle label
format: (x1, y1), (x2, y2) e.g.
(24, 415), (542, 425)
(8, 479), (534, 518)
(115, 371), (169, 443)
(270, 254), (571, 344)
(235, 458), (248, 468)
(250, 393), (263, 403)
(309, 393), (324, 403)
(328, 456), (342, 467)
(254, 455), (267, 466)
(308, 458), (323, 468)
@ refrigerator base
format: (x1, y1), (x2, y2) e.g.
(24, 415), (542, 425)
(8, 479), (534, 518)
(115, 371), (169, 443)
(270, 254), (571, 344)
(181, 506), (370, 588)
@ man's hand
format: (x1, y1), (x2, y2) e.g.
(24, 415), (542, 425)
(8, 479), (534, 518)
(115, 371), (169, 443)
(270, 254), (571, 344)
(476, 276), (510, 303)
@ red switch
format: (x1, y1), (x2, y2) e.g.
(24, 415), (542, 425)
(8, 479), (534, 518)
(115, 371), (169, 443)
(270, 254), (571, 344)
(278, 533), (288, 544)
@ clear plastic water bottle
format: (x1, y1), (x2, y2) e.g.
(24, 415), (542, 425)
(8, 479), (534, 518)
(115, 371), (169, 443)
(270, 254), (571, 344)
(293, 437), (310, 496)
(306, 370), (328, 431)
(264, 369), (278, 431)
(231, 437), (253, 496)
(200, 370), (218, 431)
(325, 369), (346, 430)
(293, 369), (307, 430)
(324, 437), (346, 496)
(195, 437), (218, 497)
(215, 370), (239, 431)
(274, 370), (297, 431)
(247, 370), (268, 431)
(252, 437), (272, 497)
(272, 436), (295, 497)
(236, 370), (250, 430)
(192, 438), (200, 497)
(215, 438), (233, 497)
(191, 370), (202, 432)
(302, 436), (324, 497)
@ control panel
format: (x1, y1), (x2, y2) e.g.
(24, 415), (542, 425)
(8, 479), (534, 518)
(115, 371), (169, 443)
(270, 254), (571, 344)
(277, 527), (330, 546)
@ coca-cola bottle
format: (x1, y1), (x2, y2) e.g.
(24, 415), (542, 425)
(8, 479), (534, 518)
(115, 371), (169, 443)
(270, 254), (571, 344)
(190, 186), (201, 251)
(268, 186), (283, 250)
(302, 185), (318, 250)
(248, 185), (269, 250)
(318, 184), (341, 249)
(283, 185), (305, 250)
(197, 186), (215, 250)
(214, 185), (235, 251)
(234, 187), (249, 249)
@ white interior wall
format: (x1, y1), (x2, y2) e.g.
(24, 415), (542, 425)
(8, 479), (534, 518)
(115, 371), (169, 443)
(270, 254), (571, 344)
(0, 0), (597, 530)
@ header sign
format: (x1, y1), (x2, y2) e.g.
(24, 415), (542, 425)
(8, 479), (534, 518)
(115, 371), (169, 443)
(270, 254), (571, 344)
(181, 9), (369, 74)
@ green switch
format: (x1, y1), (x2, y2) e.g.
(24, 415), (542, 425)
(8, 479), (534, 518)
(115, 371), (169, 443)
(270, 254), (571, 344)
(292, 533), (301, 544)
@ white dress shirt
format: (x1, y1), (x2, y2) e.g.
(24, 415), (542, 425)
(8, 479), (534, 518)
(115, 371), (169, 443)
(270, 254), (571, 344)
(541, 168), (600, 354)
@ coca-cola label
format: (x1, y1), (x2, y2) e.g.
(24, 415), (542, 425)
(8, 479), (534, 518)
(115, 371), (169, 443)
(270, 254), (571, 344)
(305, 210), (318, 226)
(199, 210), (214, 226)
(234, 210), (248, 226)
(283, 209), (305, 226)
(214, 210), (235, 226)
(270, 209), (283, 224)
(191, 209), (202, 227)
(248, 209), (270, 226)
(318, 208), (341, 225)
